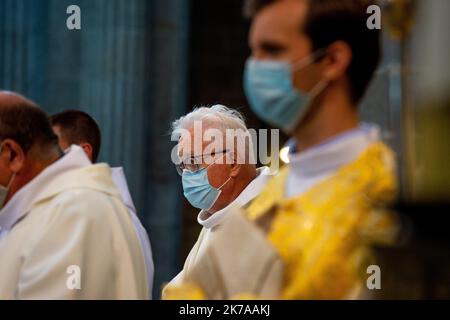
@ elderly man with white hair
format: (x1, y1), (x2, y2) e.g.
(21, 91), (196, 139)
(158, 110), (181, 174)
(163, 105), (271, 296)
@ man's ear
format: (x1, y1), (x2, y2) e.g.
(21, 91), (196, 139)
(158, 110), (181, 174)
(80, 143), (94, 162)
(322, 41), (352, 81)
(2, 139), (26, 173)
(228, 151), (241, 178)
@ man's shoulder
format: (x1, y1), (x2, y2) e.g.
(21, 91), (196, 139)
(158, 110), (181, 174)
(3, 187), (122, 256)
(33, 186), (124, 225)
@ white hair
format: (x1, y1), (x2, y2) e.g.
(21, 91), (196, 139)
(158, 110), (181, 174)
(171, 104), (255, 164)
(171, 104), (247, 133)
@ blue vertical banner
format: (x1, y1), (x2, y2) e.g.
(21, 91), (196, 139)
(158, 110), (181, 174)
(0, 0), (50, 102)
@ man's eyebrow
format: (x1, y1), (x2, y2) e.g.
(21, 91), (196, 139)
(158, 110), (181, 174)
(259, 40), (287, 53)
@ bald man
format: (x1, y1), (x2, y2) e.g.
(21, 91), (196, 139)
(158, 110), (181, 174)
(0, 91), (148, 299)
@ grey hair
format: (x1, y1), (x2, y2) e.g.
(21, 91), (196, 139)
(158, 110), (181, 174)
(171, 105), (255, 164)
(171, 104), (248, 134)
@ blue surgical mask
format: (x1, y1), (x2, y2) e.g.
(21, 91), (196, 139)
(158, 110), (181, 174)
(182, 165), (231, 211)
(244, 50), (328, 133)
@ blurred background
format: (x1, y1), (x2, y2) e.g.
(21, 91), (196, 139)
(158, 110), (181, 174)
(0, 0), (449, 298)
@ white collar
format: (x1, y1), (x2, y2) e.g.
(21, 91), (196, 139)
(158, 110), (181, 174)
(287, 123), (380, 176)
(197, 166), (271, 229)
(0, 145), (91, 232)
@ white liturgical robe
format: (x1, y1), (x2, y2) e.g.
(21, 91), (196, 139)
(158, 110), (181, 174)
(0, 146), (148, 299)
(111, 167), (154, 298)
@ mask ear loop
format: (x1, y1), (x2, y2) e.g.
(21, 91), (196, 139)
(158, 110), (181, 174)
(291, 48), (328, 72)
(291, 47), (330, 99)
(0, 143), (16, 187)
(217, 176), (231, 191)
(217, 149), (237, 191)
(6, 173), (16, 190)
(203, 151), (234, 211)
(284, 49), (330, 134)
(212, 150), (234, 191)
(3, 143), (17, 190)
(309, 79), (329, 98)
(0, 143), (16, 208)
(283, 76), (330, 135)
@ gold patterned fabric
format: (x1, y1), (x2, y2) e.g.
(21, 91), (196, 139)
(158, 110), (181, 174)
(247, 142), (399, 299)
(163, 283), (205, 300)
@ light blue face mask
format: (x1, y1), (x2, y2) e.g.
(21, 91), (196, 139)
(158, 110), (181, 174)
(182, 164), (231, 211)
(244, 50), (328, 133)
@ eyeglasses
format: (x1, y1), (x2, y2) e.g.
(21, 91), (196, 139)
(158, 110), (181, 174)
(175, 150), (229, 176)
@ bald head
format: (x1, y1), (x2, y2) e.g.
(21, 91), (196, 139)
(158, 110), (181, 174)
(0, 91), (37, 107)
(0, 91), (60, 157)
(0, 91), (63, 206)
